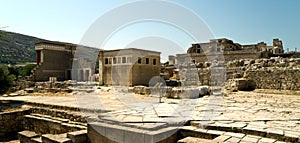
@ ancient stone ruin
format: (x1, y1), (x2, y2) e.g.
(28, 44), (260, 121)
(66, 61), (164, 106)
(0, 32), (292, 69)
(1, 38), (300, 143)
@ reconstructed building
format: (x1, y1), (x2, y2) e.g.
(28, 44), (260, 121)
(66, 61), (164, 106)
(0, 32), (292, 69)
(99, 48), (160, 86)
(32, 41), (95, 81)
(170, 38), (284, 64)
(32, 42), (161, 86)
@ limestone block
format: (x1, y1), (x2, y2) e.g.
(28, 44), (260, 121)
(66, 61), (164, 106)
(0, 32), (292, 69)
(18, 130), (39, 143)
(42, 134), (71, 143)
(225, 78), (256, 91)
(67, 130), (87, 143)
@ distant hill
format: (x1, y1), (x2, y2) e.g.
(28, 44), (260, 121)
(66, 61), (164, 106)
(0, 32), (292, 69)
(0, 30), (48, 64)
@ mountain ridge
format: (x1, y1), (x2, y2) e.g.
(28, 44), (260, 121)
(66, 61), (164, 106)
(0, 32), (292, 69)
(0, 30), (51, 64)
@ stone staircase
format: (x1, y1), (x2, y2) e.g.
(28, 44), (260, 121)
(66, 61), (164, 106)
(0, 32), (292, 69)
(177, 120), (299, 143)
(18, 107), (88, 143)
(19, 130), (87, 143)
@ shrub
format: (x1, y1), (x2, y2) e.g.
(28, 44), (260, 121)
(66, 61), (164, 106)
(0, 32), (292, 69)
(20, 64), (36, 77)
(0, 65), (15, 94)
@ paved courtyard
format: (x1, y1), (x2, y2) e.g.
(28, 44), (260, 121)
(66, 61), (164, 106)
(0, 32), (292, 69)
(1, 87), (300, 142)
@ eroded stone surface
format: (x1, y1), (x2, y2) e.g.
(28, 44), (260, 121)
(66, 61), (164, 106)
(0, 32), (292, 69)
(1, 88), (300, 143)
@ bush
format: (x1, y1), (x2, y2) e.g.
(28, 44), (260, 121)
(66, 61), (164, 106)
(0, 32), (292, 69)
(8, 66), (20, 80)
(20, 64), (36, 77)
(0, 65), (15, 94)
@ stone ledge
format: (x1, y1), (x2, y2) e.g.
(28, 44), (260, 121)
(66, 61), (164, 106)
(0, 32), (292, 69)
(189, 121), (300, 142)
(31, 137), (42, 143)
(18, 130), (39, 143)
(88, 121), (178, 143)
(96, 118), (169, 131)
(24, 114), (86, 135)
(67, 130), (87, 143)
(42, 134), (71, 143)
(177, 136), (214, 143)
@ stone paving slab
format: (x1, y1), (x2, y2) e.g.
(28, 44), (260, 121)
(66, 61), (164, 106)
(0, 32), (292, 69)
(180, 126), (289, 143)
(2, 89), (300, 142)
(177, 136), (214, 143)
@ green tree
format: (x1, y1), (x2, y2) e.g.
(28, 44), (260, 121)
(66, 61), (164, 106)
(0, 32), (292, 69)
(0, 65), (15, 94)
(20, 64), (36, 77)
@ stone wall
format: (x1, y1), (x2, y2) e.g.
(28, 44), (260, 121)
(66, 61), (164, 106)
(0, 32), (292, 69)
(245, 68), (300, 90)
(174, 52), (259, 67)
(34, 49), (73, 81)
(88, 122), (178, 143)
(30, 108), (86, 123)
(164, 57), (300, 90)
(23, 115), (85, 135)
(0, 109), (29, 137)
(100, 49), (160, 86)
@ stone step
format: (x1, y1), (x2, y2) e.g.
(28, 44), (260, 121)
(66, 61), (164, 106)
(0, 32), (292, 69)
(177, 136), (214, 143)
(18, 130), (88, 143)
(18, 130), (39, 143)
(190, 121), (300, 142)
(180, 125), (291, 143)
(67, 130), (88, 143)
(29, 113), (87, 127)
(31, 137), (42, 143)
(179, 126), (222, 140)
(42, 133), (71, 143)
(24, 114), (86, 135)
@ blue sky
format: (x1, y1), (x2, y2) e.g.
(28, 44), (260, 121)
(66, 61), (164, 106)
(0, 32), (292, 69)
(1, 0), (300, 55)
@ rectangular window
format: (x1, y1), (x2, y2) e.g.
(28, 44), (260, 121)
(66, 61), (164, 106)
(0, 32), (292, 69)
(146, 58), (149, 64)
(105, 58), (108, 64)
(127, 57), (132, 63)
(113, 57), (116, 64)
(153, 58), (157, 65)
(138, 57), (142, 64)
(108, 58), (112, 64)
(122, 57), (126, 63)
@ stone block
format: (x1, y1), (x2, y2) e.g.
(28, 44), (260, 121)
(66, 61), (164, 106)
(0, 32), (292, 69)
(226, 137), (241, 143)
(104, 126), (124, 143)
(67, 130), (87, 143)
(31, 137), (42, 143)
(258, 137), (276, 143)
(241, 135), (260, 143)
(223, 132), (245, 138)
(213, 135), (231, 142)
(123, 130), (145, 143)
(177, 136), (214, 143)
(42, 134), (71, 143)
(88, 122), (178, 143)
(144, 127), (178, 143)
(18, 130), (39, 143)
(243, 126), (267, 137)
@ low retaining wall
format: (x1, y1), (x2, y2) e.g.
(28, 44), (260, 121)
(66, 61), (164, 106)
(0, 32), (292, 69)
(23, 115), (86, 135)
(0, 109), (30, 137)
(245, 68), (300, 90)
(88, 122), (178, 143)
(30, 108), (86, 123)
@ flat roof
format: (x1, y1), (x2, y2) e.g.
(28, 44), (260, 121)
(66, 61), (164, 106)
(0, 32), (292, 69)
(36, 41), (160, 54)
(35, 41), (97, 50)
(104, 48), (161, 54)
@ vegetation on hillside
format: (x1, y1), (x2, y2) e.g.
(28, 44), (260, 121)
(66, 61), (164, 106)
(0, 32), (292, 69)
(0, 30), (47, 64)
